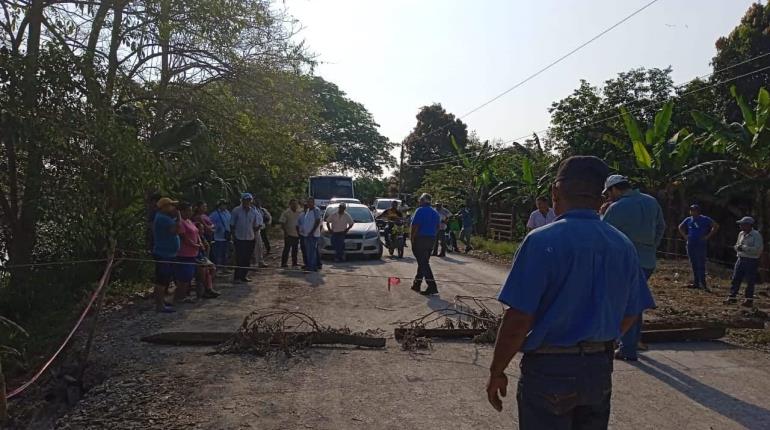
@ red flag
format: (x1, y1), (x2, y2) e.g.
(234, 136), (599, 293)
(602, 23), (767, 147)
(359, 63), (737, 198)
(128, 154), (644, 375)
(387, 277), (401, 291)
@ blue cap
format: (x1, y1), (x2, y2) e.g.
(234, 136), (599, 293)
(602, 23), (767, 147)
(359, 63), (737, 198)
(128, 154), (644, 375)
(241, 192), (253, 200)
(690, 204), (700, 210)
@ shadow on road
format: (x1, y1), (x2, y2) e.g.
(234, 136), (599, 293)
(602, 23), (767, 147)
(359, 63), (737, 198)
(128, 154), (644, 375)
(636, 355), (770, 428)
(646, 341), (742, 352)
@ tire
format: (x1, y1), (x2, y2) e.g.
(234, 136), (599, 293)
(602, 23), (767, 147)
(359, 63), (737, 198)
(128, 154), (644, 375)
(373, 243), (383, 260)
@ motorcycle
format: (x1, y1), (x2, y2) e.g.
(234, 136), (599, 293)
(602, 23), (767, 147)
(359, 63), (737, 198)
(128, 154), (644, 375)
(384, 219), (406, 258)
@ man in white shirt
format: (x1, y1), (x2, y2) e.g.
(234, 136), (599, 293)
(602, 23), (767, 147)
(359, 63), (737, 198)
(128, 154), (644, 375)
(725, 216), (764, 307)
(432, 203), (452, 257)
(326, 203), (355, 262)
(298, 197), (322, 271)
(526, 196), (556, 231)
(230, 193), (263, 282)
(278, 199), (302, 268)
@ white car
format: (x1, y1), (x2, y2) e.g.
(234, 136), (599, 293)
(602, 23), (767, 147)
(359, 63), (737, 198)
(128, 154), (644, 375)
(330, 197), (362, 204)
(320, 203), (382, 259)
(372, 198), (402, 218)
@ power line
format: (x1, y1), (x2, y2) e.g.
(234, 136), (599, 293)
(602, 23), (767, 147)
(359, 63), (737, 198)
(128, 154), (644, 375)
(401, 0), (661, 156)
(409, 52), (770, 169)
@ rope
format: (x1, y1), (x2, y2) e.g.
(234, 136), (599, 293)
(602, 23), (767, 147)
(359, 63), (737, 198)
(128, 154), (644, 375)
(6, 250), (117, 399)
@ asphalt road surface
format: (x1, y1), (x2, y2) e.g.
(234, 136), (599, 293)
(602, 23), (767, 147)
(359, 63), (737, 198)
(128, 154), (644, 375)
(52, 245), (770, 429)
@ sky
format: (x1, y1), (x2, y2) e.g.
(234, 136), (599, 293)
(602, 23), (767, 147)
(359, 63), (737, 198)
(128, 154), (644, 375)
(284, 0), (758, 147)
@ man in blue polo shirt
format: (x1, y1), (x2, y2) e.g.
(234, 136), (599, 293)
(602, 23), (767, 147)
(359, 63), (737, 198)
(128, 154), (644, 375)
(410, 193), (441, 295)
(678, 204), (719, 290)
(486, 156), (654, 430)
(602, 174), (665, 361)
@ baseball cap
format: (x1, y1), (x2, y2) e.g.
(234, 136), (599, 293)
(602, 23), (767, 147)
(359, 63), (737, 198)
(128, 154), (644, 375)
(241, 192), (254, 200)
(156, 197), (178, 208)
(689, 204), (700, 210)
(737, 216), (755, 225)
(603, 174), (629, 194)
(419, 193), (432, 203)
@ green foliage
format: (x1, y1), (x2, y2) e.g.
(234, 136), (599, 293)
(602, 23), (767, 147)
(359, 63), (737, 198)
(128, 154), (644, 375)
(354, 176), (388, 205)
(469, 236), (520, 259)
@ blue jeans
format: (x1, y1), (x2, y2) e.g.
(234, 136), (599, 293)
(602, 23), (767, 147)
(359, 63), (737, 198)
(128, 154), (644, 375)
(211, 241), (228, 268)
(730, 257), (759, 299)
(304, 236), (320, 270)
(331, 232), (346, 261)
(618, 268), (653, 359)
(687, 241), (708, 288)
(517, 352), (613, 430)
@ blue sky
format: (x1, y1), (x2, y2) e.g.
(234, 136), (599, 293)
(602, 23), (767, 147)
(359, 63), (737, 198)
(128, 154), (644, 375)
(285, 0), (757, 145)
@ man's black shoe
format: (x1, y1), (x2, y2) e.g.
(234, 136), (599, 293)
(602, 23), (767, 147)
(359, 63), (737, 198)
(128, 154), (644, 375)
(202, 289), (220, 298)
(411, 284), (421, 292)
(420, 288), (438, 296)
(243, 277), (253, 282)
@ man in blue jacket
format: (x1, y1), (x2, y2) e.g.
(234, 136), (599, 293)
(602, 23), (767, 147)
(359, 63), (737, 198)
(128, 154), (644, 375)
(602, 175), (665, 361)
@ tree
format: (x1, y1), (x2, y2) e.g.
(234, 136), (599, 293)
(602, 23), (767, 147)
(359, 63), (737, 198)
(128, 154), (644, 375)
(402, 104), (469, 190)
(712, 2), (770, 122)
(685, 86), (770, 239)
(309, 77), (395, 175)
(548, 68), (675, 171)
(354, 176), (387, 205)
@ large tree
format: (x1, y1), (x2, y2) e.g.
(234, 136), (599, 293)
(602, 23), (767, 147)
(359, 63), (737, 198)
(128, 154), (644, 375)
(712, 2), (770, 122)
(402, 103), (468, 190)
(309, 77), (395, 175)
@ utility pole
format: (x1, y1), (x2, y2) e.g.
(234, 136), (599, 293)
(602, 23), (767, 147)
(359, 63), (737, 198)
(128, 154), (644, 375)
(398, 140), (405, 199)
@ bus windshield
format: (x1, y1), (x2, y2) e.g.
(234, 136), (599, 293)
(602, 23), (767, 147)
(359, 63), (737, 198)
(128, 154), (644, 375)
(310, 177), (354, 200)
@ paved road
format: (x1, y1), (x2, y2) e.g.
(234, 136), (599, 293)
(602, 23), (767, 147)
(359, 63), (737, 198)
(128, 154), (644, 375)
(56, 248), (770, 429)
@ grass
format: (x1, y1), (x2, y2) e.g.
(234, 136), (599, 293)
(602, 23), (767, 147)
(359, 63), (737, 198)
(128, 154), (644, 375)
(470, 236), (519, 259)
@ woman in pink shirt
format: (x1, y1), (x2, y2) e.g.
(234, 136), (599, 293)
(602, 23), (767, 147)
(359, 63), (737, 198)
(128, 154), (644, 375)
(175, 202), (203, 301)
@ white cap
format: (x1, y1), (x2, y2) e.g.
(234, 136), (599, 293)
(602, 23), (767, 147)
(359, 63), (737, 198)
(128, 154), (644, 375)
(603, 174), (629, 194)
(737, 216), (755, 225)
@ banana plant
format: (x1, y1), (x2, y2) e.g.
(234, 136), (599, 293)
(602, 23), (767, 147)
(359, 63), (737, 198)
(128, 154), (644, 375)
(604, 101), (695, 191)
(682, 86), (770, 240)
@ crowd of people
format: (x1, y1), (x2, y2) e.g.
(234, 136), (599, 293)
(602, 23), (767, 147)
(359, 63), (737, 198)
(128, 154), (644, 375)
(148, 193), (331, 313)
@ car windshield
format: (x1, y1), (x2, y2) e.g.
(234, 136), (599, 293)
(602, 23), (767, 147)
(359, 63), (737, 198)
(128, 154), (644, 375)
(376, 200), (400, 210)
(325, 206), (373, 223)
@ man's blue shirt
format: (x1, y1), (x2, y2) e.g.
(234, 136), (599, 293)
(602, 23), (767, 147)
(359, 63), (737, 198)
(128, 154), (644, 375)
(153, 212), (180, 258)
(602, 189), (666, 270)
(679, 215), (713, 244)
(411, 205), (440, 237)
(460, 208), (473, 228)
(209, 209), (232, 241)
(497, 209), (655, 351)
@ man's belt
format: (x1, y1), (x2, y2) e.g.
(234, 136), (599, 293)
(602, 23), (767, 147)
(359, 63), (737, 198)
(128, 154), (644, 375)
(529, 341), (615, 355)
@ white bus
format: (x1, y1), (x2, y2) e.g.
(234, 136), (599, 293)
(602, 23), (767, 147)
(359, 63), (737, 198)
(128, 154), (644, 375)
(308, 175), (355, 208)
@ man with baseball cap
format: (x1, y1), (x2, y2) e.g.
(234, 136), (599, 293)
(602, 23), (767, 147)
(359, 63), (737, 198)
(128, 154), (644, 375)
(230, 192), (263, 282)
(725, 216), (764, 307)
(678, 204), (719, 290)
(601, 174), (665, 361)
(487, 156), (654, 429)
(152, 197), (183, 313)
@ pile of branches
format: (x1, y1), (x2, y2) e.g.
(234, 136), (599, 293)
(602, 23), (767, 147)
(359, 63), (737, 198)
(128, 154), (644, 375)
(397, 296), (503, 350)
(215, 308), (384, 357)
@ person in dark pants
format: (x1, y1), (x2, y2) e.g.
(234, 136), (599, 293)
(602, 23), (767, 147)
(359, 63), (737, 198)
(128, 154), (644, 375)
(410, 193), (441, 295)
(432, 202), (450, 257)
(724, 216), (764, 307)
(298, 197), (322, 271)
(230, 193), (261, 283)
(326, 203), (354, 262)
(152, 197), (182, 313)
(486, 156), (654, 430)
(278, 199), (302, 268)
(256, 202), (272, 255)
(678, 204), (719, 290)
(602, 174), (665, 361)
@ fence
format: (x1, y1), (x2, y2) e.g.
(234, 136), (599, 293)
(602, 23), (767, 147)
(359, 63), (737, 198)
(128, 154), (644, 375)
(487, 212), (515, 241)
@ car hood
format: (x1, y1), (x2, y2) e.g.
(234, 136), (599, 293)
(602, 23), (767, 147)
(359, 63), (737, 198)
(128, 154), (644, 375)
(322, 222), (378, 235)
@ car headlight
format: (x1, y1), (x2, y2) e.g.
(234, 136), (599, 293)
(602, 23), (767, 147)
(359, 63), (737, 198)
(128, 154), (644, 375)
(364, 231), (378, 239)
